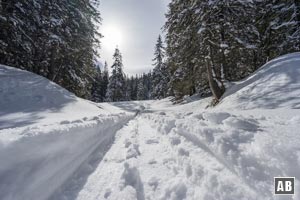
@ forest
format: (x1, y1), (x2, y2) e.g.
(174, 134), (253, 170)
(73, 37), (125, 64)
(1, 0), (299, 103)
(1, 1), (300, 199)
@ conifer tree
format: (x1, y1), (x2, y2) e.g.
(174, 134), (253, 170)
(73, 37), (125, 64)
(163, 0), (300, 102)
(151, 35), (169, 99)
(100, 62), (109, 100)
(0, 0), (102, 98)
(254, 0), (300, 62)
(91, 64), (103, 102)
(137, 77), (147, 100)
(106, 48), (126, 102)
(164, 0), (206, 100)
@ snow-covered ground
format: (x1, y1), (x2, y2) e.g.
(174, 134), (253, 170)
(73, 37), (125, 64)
(0, 66), (135, 200)
(1, 53), (300, 200)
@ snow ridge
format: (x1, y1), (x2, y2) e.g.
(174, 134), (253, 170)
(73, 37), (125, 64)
(0, 114), (134, 200)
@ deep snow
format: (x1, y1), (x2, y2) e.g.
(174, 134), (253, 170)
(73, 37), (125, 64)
(1, 53), (300, 200)
(0, 65), (122, 129)
(0, 65), (135, 200)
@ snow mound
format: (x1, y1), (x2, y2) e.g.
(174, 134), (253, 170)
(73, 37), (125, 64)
(221, 52), (300, 109)
(0, 65), (136, 200)
(0, 65), (102, 129)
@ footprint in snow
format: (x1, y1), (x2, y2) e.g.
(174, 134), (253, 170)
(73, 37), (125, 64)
(104, 188), (112, 199)
(148, 159), (157, 165)
(161, 180), (187, 200)
(60, 120), (70, 125)
(126, 144), (141, 159)
(120, 163), (145, 200)
(124, 139), (132, 148)
(145, 138), (159, 144)
(169, 136), (181, 146)
(148, 177), (159, 191)
(158, 111), (166, 116)
(178, 148), (189, 157)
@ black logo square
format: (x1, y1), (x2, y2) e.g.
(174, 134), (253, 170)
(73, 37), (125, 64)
(274, 177), (295, 195)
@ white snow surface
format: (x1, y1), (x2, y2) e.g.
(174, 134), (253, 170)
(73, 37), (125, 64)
(1, 53), (300, 200)
(0, 65), (125, 129)
(220, 52), (300, 109)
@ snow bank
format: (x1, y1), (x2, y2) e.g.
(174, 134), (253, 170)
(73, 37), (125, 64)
(220, 52), (300, 109)
(0, 65), (135, 200)
(0, 114), (132, 200)
(0, 65), (110, 129)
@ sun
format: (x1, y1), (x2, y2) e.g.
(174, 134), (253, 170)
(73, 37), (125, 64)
(102, 25), (123, 50)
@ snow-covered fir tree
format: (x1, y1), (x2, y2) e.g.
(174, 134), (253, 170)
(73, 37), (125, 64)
(163, 0), (300, 101)
(0, 0), (101, 98)
(100, 62), (109, 100)
(128, 75), (138, 101)
(195, 0), (257, 99)
(91, 64), (103, 102)
(164, 0), (208, 100)
(151, 35), (169, 99)
(106, 48), (126, 102)
(137, 78), (147, 100)
(254, 0), (300, 63)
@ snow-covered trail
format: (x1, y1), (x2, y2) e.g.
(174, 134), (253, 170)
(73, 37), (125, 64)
(52, 107), (259, 200)
(2, 53), (300, 200)
(50, 100), (300, 200)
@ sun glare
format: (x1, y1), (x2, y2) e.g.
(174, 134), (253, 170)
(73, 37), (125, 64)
(102, 25), (123, 50)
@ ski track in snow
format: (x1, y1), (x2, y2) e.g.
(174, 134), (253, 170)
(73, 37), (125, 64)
(50, 107), (286, 200)
(1, 101), (299, 200)
(52, 104), (300, 200)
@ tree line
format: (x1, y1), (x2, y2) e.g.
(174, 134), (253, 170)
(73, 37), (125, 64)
(104, 0), (300, 103)
(0, 0), (162, 102)
(91, 47), (152, 102)
(1, 1), (299, 103)
(0, 0), (101, 98)
(159, 0), (300, 103)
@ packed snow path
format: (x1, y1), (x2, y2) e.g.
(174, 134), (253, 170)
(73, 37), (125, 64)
(51, 101), (300, 200)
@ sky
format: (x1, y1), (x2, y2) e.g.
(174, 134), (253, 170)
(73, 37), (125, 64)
(98, 0), (169, 75)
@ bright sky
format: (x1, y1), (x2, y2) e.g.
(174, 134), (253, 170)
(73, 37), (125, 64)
(99, 0), (169, 75)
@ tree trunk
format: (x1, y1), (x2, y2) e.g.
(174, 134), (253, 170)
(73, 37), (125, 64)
(295, 0), (300, 49)
(48, 44), (56, 80)
(206, 58), (225, 101)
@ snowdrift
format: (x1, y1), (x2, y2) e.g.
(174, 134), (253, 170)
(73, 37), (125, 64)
(0, 115), (132, 200)
(0, 65), (134, 200)
(220, 52), (300, 109)
(0, 65), (104, 129)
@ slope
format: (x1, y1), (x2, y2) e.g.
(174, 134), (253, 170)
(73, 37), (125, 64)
(220, 52), (300, 109)
(0, 65), (135, 200)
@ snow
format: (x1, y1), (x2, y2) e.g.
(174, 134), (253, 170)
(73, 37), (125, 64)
(0, 65), (120, 129)
(1, 52), (300, 200)
(220, 52), (300, 109)
(0, 65), (134, 200)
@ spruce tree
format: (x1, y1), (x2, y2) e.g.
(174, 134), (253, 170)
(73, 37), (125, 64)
(91, 64), (103, 102)
(106, 48), (126, 102)
(164, 0), (207, 100)
(254, 0), (300, 62)
(0, 0), (102, 99)
(151, 35), (169, 99)
(137, 77), (147, 100)
(100, 62), (109, 100)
